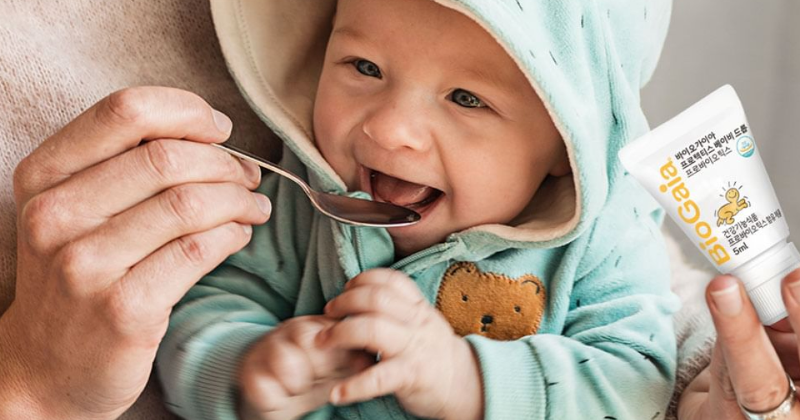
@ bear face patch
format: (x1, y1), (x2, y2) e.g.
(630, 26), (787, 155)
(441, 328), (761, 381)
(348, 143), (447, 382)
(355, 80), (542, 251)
(436, 261), (545, 341)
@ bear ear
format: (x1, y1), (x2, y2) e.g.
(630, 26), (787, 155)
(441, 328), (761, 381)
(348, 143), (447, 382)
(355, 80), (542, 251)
(446, 261), (478, 276)
(521, 279), (542, 295)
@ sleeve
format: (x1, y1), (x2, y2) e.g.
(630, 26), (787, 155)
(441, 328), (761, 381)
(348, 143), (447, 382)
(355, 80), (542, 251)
(155, 149), (324, 420)
(465, 194), (682, 420)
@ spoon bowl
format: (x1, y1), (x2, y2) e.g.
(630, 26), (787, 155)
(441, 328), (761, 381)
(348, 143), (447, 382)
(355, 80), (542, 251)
(213, 143), (421, 227)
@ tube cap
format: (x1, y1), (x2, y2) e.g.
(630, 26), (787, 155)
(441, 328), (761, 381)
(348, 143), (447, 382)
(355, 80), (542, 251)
(732, 241), (800, 325)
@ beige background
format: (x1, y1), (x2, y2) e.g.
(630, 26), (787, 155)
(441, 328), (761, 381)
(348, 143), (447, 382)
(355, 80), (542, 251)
(642, 0), (800, 269)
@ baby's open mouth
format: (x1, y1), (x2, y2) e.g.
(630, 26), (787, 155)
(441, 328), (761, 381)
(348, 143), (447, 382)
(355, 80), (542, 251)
(370, 170), (443, 211)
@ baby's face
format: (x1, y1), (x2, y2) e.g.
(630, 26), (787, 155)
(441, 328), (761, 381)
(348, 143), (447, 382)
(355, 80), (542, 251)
(314, 0), (570, 257)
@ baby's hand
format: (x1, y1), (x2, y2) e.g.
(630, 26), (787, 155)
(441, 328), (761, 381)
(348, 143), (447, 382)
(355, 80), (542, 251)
(238, 315), (373, 420)
(317, 269), (484, 420)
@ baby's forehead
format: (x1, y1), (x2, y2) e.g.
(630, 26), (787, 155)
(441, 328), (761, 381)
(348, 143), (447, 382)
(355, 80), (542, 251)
(332, 4), (530, 93)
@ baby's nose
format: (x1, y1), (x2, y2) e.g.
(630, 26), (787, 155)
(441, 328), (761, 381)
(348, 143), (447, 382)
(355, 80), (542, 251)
(361, 97), (433, 152)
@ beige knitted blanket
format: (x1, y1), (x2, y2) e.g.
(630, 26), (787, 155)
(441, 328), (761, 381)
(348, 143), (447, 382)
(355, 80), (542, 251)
(0, 1), (713, 418)
(0, 1), (280, 418)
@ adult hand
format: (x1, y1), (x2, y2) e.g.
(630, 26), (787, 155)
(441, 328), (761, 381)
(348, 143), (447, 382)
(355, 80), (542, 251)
(238, 316), (373, 420)
(317, 269), (484, 420)
(679, 268), (800, 419)
(0, 86), (271, 420)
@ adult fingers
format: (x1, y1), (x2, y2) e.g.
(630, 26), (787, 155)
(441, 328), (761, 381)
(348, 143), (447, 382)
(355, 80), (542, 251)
(18, 139), (262, 258)
(69, 182), (270, 276)
(707, 275), (788, 412)
(765, 326), (800, 380)
(344, 269), (424, 304)
(13, 86), (233, 205)
(316, 315), (412, 358)
(116, 221), (254, 322)
(780, 269), (800, 380)
(702, 341), (746, 420)
(47, 139), (261, 223)
(324, 284), (427, 325)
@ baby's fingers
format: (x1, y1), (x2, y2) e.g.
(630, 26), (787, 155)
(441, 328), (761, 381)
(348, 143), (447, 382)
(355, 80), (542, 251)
(242, 338), (314, 400)
(239, 379), (334, 420)
(325, 284), (427, 325)
(330, 359), (409, 406)
(344, 268), (424, 304)
(239, 372), (291, 415)
(316, 315), (411, 358)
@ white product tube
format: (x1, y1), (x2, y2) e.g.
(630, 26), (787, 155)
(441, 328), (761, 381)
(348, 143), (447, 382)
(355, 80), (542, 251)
(620, 85), (800, 325)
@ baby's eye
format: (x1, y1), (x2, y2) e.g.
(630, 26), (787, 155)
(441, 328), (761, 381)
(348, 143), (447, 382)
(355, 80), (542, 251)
(450, 88), (487, 109)
(353, 59), (382, 79)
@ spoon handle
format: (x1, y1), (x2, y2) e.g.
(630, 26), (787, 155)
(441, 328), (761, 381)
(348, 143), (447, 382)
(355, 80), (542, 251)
(212, 143), (312, 196)
(213, 142), (420, 228)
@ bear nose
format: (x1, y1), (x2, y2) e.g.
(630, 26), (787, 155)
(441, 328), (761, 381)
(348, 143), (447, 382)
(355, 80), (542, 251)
(481, 315), (494, 325)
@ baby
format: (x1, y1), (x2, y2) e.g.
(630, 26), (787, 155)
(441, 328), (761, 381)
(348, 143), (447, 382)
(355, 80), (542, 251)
(158, 0), (680, 419)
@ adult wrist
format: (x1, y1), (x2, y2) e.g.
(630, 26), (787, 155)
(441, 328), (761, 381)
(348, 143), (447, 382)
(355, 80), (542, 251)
(0, 392), (47, 420)
(0, 306), (48, 420)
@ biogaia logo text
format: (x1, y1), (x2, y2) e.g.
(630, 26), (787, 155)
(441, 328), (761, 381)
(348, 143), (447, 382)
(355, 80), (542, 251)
(658, 158), (731, 266)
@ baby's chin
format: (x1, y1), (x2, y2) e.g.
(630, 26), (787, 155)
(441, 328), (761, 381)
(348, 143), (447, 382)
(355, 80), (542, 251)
(387, 227), (449, 260)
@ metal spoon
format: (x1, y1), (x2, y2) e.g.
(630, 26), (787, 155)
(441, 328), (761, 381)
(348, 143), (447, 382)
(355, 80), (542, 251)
(213, 143), (421, 227)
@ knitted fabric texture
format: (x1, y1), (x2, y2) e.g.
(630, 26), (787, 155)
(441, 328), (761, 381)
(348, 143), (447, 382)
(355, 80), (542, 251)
(0, 1), (280, 418)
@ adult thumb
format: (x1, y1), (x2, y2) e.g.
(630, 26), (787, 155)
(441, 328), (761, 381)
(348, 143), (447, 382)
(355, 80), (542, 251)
(705, 341), (745, 419)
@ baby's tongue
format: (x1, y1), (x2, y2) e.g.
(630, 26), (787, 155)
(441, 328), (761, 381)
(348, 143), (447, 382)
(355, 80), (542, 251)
(372, 171), (432, 206)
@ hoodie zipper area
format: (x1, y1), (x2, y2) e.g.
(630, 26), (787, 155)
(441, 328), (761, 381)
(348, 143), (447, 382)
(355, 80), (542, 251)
(390, 242), (457, 273)
(352, 227), (368, 270)
(351, 226), (455, 273)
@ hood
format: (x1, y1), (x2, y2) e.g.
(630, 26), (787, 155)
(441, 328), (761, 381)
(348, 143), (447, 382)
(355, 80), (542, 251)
(210, 0), (671, 248)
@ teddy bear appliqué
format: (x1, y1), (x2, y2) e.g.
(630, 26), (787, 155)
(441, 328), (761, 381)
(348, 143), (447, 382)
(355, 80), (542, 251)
(436, 261), (546, 341)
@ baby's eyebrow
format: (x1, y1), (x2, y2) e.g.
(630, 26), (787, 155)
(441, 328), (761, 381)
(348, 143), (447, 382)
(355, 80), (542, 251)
(332, 24), (522, 97)
(455, 65), (519, 97)
(331, 25), (367, 42)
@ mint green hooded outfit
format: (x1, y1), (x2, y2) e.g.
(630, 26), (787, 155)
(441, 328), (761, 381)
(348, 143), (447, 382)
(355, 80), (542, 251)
(157, 1), (681, 419)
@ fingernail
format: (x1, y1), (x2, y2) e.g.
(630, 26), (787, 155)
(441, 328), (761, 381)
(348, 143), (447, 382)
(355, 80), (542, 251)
(242, 160), (261, 183)
(253, 193), (271, 216)
(241, 223), (252, 235)
(212, 109), (233, 134)
(711, 278), (742, 316)
(330, 386), (342, 405)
